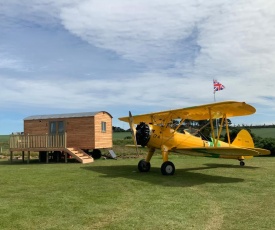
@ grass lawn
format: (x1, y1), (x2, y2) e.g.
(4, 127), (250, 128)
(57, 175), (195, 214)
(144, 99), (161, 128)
(1, 155), (275, 230)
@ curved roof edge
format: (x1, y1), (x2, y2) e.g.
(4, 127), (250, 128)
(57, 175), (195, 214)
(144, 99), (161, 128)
(24, 111), (113, 120)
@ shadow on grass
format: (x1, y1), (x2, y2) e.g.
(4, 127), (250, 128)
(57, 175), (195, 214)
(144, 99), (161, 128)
(82, 163), (258, 187)
(203, 163), (259, 169)
(0, 159), (79, 165)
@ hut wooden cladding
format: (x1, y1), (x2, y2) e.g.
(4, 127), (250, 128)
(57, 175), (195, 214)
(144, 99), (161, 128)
(23, 111), (113, 150)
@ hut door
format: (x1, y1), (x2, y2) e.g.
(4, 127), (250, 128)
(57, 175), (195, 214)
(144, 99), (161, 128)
(49, 121), (65, 135)
(49, 121), (65, 147)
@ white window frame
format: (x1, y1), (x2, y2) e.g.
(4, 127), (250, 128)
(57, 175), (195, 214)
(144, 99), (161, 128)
(101, 121), (107, 133)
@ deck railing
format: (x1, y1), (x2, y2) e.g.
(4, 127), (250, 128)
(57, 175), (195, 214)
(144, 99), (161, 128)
(9, 133), (67, 150)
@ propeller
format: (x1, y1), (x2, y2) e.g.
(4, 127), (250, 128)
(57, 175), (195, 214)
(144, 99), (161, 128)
(129, 111), (139, 155)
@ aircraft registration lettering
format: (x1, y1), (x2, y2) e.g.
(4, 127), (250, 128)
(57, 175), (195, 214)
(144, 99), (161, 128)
(153, 134), (160, 139)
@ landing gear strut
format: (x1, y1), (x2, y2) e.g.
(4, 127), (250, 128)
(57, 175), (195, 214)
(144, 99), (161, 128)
(161, 161), (175, 175)
(138, 159), (151, 172)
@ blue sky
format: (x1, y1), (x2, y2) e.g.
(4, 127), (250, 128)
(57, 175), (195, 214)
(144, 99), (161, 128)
(1, 0), (275, 134)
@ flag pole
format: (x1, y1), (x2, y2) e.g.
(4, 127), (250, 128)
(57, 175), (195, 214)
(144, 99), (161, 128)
(213, 79), (225, 138)
(213, 80), (218, 137)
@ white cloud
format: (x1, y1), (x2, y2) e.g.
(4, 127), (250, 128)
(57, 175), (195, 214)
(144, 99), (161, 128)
(58, 0), (275, 105)
(1, 0), (275, 133)
(59, 0), (203, 66)
(0, 74), (206, 110)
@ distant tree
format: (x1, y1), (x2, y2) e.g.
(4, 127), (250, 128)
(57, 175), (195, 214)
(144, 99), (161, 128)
(112, 126), (126, 132)
(254, 136), (275, 156)
(217, 118), (232, 126)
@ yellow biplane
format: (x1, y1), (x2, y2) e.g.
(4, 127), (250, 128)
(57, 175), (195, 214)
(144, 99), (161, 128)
(119, 101), (270, 175)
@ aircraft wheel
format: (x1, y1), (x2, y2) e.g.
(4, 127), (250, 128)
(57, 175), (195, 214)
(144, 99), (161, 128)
(161, 161), (175, 176)
(138, 159), (151, 172)
(240, 161), (245, 167)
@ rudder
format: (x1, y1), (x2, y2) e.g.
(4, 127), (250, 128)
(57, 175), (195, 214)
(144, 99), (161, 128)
(232, 129), (254, 148)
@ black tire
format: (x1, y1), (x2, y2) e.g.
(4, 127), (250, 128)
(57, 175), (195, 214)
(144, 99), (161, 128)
(240, 161), (245, 167)
(92, 149), (102, 159)
(138, 159), (151, 172)
(161, 161), (175, 175)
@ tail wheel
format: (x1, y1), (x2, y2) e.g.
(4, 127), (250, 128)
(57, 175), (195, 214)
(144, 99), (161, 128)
(240, 161), (245, 166)
(138, 159), (151, 172)
(161, 161), (175, 175)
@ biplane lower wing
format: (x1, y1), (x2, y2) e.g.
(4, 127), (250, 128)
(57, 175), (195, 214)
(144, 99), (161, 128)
(172, 147), (261, 157)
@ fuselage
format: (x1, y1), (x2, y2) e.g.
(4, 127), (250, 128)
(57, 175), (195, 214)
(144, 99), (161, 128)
(145, 124), (253, 160)
(146, 124), (226, 149)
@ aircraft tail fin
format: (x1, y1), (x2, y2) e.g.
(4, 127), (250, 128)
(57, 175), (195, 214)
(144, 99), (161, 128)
(232, 129), (254, 148)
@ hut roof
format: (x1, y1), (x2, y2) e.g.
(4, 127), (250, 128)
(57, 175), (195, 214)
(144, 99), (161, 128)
(24, 111), (112, 120)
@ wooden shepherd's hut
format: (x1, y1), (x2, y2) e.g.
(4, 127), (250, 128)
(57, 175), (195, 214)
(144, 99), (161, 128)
(9, 111), (113, 164)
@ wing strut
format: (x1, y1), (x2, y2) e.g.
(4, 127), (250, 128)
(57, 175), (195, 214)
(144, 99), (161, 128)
(225, 115), (231, 145)
(214, 114), (226, 147)
(173, 119), (185, 133)
(208, 107), (217, 147)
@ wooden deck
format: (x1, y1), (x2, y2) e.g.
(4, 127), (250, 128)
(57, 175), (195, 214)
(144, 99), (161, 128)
(10, 133), (66, 151)
(9, 134), (94, 164)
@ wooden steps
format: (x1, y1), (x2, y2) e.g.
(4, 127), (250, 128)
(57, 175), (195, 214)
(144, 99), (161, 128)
(65, 147), (94, 164)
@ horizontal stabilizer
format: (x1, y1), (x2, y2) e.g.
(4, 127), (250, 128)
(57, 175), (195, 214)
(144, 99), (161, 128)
(247, 148), (270, 156)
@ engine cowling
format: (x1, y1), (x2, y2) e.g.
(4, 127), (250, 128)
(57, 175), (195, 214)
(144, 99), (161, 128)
(136, 122), (150, 147)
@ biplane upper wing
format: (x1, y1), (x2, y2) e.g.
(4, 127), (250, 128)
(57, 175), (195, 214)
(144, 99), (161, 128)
(119, 101), (256, 125)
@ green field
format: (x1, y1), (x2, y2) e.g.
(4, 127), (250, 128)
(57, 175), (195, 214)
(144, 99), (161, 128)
(113, 132), (132, 140)
(1, 130), (275, 229)
(249, 127), (275, 138)
(0, 156), (275, 230)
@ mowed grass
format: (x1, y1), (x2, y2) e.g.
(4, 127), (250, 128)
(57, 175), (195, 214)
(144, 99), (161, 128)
(0, 130), (275, 229)
(1, 155), (275, 230)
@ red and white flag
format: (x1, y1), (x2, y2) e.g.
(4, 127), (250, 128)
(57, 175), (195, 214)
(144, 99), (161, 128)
(213, 79), (225, 93)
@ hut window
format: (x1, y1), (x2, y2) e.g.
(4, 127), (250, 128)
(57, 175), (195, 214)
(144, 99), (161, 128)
(50, 121), (64, 134)
(101, 121), (107, 133)
(50, 122), (57, 134)
(58, 121), (64, 134)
